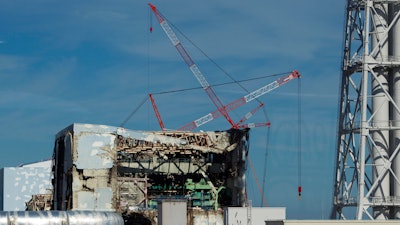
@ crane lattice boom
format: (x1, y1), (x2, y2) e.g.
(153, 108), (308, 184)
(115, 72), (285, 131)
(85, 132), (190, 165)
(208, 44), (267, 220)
(149, 3), (235, 127)
(178, 70), (300, 131)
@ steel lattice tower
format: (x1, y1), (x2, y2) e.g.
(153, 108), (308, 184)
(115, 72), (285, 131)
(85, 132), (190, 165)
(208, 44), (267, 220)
(333, 0), (400, 220)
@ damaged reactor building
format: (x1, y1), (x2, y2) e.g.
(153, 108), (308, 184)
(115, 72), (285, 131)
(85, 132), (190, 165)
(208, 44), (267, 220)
(50, 123), (250, 224)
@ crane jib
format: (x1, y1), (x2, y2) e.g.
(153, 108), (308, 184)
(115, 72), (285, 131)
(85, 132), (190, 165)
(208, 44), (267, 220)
(244, 81), (279, 103)
(159, 20), (211, 89)
(190, 64), (210, 88)
(148, 3), (301, 131)
(195, 113), (214, 127)
(160, 21), (180, 47)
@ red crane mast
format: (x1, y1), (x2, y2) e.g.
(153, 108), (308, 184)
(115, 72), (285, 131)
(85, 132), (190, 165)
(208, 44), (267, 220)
(149, 93), (165, 131)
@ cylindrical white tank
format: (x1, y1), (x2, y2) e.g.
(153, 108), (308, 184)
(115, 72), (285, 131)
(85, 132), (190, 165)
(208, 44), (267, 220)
(0, 211), (124, 225)
(371, 2), (390, 220)
(390, 2), (400, 219)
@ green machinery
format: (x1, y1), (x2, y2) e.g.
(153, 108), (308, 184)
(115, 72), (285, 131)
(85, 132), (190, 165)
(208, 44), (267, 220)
(147, 178), (225, 210)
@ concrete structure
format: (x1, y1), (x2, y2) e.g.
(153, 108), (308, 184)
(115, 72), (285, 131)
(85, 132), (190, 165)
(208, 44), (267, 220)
(266, 221), (400, 225)
(52, 123), (249, 224)
(158, 200), (187, 225)
(224, 207), (285, 225)
(0, 160), (52, 211)
(333, 0), (400, 220)
(188, 208), (224, 225)
(0, 211), (123, 225)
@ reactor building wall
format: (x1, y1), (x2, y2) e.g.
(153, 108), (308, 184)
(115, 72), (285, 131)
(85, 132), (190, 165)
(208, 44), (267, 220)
(51, 123), (249, 221)
(0, 160), (52, 211)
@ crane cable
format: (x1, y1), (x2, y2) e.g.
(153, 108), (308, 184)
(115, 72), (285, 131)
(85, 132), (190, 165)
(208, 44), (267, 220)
(247, 154), (268, 207)
(161, 12), (271, 124)
(120, 96), (149, 128)
(164, 14), (256, 98)
(151, 72), (291, 95)
(120, 8), (153, 128)
(297, 77), (302, 199)
(147, 7), (153, 129)
(119, 71), (285, 127)
(261, 114), (270, 206)
(148, 9), (275, 129)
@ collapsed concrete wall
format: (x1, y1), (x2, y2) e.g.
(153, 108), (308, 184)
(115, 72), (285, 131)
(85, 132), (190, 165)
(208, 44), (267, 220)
(51, 123), (249, 223)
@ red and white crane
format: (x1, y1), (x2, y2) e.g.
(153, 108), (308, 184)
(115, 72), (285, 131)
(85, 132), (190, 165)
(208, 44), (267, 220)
(149, 3), (301, 131)
(147, 2), (303, 202)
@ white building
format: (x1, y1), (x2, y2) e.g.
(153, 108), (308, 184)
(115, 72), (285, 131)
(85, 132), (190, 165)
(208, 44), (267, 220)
(224, 207), (286, 225)
(0, 160), (52, 211)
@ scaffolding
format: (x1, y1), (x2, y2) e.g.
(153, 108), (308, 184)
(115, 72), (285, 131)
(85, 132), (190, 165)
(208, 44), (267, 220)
(333, 0), (400, 220)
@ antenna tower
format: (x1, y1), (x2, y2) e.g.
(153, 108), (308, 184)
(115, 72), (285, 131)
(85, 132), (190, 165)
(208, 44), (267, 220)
(333, 0), (400, 220)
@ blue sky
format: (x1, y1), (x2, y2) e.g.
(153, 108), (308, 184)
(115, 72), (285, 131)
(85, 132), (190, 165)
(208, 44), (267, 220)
(0, 0), (344, 219)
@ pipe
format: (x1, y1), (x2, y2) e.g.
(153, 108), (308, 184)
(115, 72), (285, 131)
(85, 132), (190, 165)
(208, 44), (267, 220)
(371, 2), (390, 219)
(0, 211), (124, 225)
